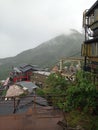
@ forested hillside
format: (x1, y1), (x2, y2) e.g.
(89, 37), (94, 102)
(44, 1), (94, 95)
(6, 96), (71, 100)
(0, 30), (84, 79)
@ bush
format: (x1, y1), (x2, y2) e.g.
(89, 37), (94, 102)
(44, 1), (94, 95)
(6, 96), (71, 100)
(66, 111), (98, 130)
(36, 88), (45, 97)
(65, 71), (98, 114)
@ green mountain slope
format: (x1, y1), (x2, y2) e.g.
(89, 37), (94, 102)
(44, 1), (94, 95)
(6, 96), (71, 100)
(0, 30), (84, 79)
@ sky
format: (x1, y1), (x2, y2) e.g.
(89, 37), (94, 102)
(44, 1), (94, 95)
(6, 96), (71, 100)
(0, 0), (97, 58)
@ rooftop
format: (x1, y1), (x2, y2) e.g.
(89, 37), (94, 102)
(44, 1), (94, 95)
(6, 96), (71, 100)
(86, 0), (98, 16)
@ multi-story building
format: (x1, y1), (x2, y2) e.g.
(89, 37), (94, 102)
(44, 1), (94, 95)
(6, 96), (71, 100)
(82, 0), (98, 81)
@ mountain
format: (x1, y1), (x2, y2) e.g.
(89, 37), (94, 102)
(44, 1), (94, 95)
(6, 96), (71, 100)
(0, 30), (84, 79)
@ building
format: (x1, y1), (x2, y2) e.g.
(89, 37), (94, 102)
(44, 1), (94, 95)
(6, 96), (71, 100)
(9, 64), (40, 83)
(31, 71), (50, 87)
(82, 0), (98, 81)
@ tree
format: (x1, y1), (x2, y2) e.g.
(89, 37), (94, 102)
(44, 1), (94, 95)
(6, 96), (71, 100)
(45, 72), (68, 107)
(65, 71), (98, 114)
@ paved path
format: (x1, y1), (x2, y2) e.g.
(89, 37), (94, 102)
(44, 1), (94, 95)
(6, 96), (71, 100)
(0, 106), (63, 130)
(0, 95), (48, 115)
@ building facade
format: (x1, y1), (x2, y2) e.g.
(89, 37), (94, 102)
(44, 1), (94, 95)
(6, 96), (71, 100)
(82, 0), (98, 81)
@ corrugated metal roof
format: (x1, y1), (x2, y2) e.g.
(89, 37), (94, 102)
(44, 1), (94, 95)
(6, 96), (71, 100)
(16, 81), (38, 93)
(11, 64), (43, 75)
(13, 67), (21, 73)
(19, 64), (41, 72)
(19, 64), (32, 72)
(33, 71), (50, 76)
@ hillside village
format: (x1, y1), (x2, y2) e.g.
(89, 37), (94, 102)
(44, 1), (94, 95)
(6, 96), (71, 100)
(0, 56), (82, 113)
(0, 29), (83, 117)
(0, 58), (82, 97)
(0, 0), (98, 129)
(0, 57), (83, 130)
(0, 28), (97, 129)
(0, 30), (83, 80)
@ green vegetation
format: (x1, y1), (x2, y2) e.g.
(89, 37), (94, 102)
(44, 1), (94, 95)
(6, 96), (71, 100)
(1, 89), (7, 96)
(66, 111), (98, 130)
(65, 71), (98, 114)
(36, 88), (45, 97)
(36, 71), (98, 129)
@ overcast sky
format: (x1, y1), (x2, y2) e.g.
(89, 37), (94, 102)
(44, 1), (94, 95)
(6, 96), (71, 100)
(0, 0), (97, 58)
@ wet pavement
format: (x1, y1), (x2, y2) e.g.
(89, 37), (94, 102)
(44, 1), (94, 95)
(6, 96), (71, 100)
(0, 106), (63, 130)
(0, 95), (48, 115)
(0, 96), (63, 130)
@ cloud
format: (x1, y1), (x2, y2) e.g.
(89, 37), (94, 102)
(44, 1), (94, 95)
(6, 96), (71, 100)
(0, 0), (96, 58)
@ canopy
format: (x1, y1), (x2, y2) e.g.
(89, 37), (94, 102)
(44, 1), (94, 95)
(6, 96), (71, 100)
(6, 85), (24, 97)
